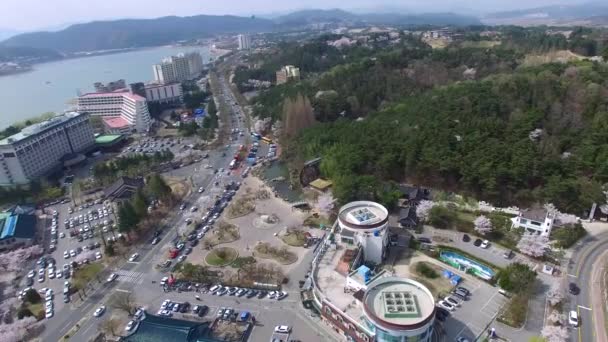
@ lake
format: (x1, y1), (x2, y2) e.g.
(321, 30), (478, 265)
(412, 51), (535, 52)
(0, 45), (212, 129)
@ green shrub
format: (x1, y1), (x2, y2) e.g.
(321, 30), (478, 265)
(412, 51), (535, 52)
(428, 206), (457, 229)
(551, 223), (586, 248)
(415, 262), (439, 279)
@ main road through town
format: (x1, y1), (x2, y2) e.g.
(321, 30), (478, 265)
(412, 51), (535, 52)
(566, 231), (608, 342)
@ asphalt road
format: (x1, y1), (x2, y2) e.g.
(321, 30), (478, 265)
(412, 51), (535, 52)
(566, 232), (608, 342)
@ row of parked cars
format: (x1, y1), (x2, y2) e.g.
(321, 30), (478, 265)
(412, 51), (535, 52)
(436, 286), (471, 320)
(208, 285), (288, 300)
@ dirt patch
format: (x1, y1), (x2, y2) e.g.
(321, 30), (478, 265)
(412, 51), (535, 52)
(253, 242), (298, 265)
(280, 228), (307, 247)
(164, 176), (189, 199)
(410, 261), (454, 297)
(203, 221), (240, 248)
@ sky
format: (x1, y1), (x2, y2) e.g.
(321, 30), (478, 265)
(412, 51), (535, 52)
(2, 0), (591, 32)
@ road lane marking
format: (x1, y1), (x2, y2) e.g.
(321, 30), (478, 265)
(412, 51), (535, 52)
(568, 274), (577, 278)
(115, 288), (131, 293)
(578, 305), (592, 311)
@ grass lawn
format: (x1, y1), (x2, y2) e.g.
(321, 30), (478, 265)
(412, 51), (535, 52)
(303, 215), (332, 228)
(74, 263), (103, 282)
(497, 294), (529, 328)
(409, 262), (453, 298)
(281, 229), (307, 247)
(205, 247), (238, 267)
(26, 302), (44, 318)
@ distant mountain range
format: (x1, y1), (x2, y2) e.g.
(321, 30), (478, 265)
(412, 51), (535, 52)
(1, 15), (275, 53)
(0, 10), (480, 54)
(483, 2), (608, 26)
(273, 9), (480, 27)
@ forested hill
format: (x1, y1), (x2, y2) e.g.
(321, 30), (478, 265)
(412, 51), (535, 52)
(294, 62), (608, 214)
(1, 15), (274, 52)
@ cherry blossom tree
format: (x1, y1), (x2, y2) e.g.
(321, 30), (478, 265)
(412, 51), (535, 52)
(73, 251), (97, 264)
(474, 215), (493, 235)
(547, 310), (565, 325)
(546, 280), (564, 306)
(0, 245), (44, 272)
(0, 316), (41, 342)
(517, 233), (550, 258)
(541, 325), (569, 342)
(416, 200), (435, 222)
(315, 193), (335, 217)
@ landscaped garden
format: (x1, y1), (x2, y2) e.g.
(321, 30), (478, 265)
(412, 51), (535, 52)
(280, 227), (307, 247)
(203, 221), (240, 248)
(205, 247), (238, 267)
(253, 242), (298, 265)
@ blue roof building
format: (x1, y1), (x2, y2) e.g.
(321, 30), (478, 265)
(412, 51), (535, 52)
(0, 211), (36, 252)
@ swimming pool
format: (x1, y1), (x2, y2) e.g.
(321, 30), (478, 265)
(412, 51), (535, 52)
(439, 250), (495, 280)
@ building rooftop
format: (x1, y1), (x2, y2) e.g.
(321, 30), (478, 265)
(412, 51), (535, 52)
(80, 90), (146, 102)
(121, 314), (212, 342)
(0, 112), (84, 145)
(338, 201), (388, 231)
(103, 117), (130, 129)
(95, 134), (124, 144)
(363, 277), (435, 329)
(520, 208), (549, 222)
(0, 212), (36, 240)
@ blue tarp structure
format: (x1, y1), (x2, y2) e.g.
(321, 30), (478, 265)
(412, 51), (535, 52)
(442, 270), (454, 279)
(194, 108), (206, 116)
(450, 275), (461, 285)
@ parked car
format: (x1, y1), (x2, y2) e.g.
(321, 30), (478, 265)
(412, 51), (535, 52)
(473, 239), (483, 247)
(568, 310), (579, 327)
(125, 320), (136, 331)
(480, 240), (490, 248)
(437, 300), (455, 311)
(462, 234), (471, 242)
(106, 273), (118, 282)
(503, 250), (514, 259)
(274, 325), (291, 334)
(417, 237), (432, 244)
(569, 283), (580, 295)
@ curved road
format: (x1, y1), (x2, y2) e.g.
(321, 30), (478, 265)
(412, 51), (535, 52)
(566, 232), (608, 342)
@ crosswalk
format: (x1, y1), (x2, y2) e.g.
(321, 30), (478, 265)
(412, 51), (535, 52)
(114, 270), (145, 284)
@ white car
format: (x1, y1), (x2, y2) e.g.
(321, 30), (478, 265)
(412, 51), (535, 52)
(45, 308), (53, 319)
(480, 240), (490, 249)
(157, 310), (172, 317)
(125, 320), (136, 331)
(94, 305), (106, 317)
(274, 325), (291, 334)
(134, 308), (144, 320)
(569, 310), (579, 327)
(160, 299), (171, 310)
(69, 250), (76, 257)
(438, 300), (455, 311)
(129, 253), (139, 262)
(198, 187), (204, 193)
(27, 270), (35, 278)
(106, 273), (118, 282)
(95, 252), (102, 260)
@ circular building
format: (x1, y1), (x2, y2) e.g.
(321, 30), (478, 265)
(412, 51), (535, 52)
(338, 201), (389, 264)
(363, 277), (436, 342)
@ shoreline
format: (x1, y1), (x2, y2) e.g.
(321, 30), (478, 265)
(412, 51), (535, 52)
(0, 44), (229, 79)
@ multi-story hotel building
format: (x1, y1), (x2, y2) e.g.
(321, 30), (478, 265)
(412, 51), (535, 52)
(0, 112), (94, 186)
(76, 90), (152, 135)
(276, 65), (301, 85)
(144, 82), (183, 104)
(152, 52), (203, 84)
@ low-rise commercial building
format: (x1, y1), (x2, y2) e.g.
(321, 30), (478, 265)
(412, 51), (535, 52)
(0, 210), (36, 252)
(0, 112), (94, 187)
(511, 208), (556, 237)
(76, 90), (152, 134)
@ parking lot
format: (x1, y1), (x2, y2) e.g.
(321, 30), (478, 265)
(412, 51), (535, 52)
(443, 279), (509, 341)
(21, 200), (119, 319)
(117, 135), (201, 160)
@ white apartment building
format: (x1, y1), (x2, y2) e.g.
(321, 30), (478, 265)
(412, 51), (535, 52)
(76, 91), (151, 134)
(0, 112), (94, 186)
(144, 82), (183, 104)
(152, 52), (203, 84)
(238, 34), (251, 50)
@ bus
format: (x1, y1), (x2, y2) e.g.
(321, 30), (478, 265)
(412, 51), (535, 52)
(229, 159), (237, 170)
(261, 136), (273, 144)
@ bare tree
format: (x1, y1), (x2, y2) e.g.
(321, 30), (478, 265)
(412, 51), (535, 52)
(283, 94), (316, 137)
(109, 291), (137, 316)
(99, 317), (121, 337)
